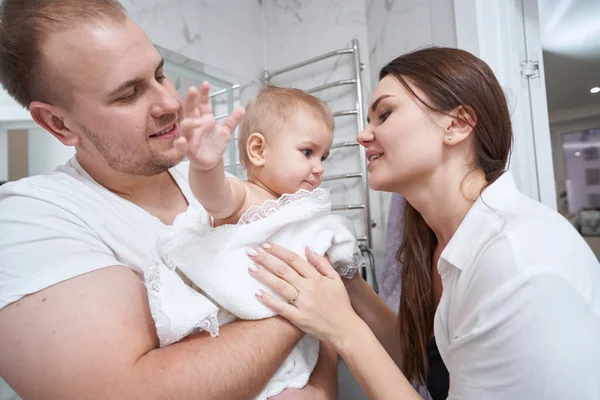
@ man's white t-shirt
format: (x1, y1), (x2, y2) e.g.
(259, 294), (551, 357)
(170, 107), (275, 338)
(0, 157), (204, 398)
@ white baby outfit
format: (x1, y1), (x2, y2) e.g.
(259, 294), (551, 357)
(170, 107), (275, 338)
(143, 188), (364, 399)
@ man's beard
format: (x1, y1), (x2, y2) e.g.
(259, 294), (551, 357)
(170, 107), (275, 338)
(82, 125), (183, 176)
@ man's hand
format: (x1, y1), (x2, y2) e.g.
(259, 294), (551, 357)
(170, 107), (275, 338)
(173, 81), (245, 172)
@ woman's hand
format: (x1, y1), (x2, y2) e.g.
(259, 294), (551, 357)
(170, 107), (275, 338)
(248, 243), (363, 348)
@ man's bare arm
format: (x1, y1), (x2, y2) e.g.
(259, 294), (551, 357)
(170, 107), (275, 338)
(0, 266), (302, 399)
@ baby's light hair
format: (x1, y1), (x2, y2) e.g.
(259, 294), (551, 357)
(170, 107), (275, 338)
(237, 85), (334, 168)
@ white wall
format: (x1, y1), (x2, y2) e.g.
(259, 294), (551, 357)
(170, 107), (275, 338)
(27, 128), (75, 176)
(0, 88), (31, 123)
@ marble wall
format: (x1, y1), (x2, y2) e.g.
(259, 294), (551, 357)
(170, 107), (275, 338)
(121, 0), (265, 104)
(367, 0), (458, 89)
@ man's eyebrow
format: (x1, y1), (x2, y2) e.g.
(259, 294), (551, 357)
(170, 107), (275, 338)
(107, 58), (165, 97)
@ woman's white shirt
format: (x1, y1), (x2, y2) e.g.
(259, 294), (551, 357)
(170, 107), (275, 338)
(435, 172), (600, 400)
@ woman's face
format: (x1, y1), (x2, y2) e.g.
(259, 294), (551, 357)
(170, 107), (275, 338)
(358, 75), (448, 193)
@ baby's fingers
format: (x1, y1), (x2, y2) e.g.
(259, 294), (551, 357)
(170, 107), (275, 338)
(172, 137), (188, 154)
(197, 81), (213, 116)
(185, 87), (200, 118)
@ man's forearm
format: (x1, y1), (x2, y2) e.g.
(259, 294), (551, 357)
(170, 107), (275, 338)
(130, 317), (303, 399)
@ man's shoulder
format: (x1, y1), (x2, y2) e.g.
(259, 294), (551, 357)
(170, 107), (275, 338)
(0, 165), (103, 224)
(1, 168), (83, 199)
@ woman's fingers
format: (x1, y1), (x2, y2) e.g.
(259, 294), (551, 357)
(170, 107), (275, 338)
(305, 247), (338, 279)
(254, 289), (303, 323)
(248, 261), (300, 303)
(256, 243), (320, 279)
(248, 246), (307, 284)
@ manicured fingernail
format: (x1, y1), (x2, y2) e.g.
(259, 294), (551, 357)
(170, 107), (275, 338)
(248, 264), (259, 273)
(261, 243), (272, 249)
(255, 290), (263, 297)
(307, 246), (316, 253)
(247, 248), (258, 257)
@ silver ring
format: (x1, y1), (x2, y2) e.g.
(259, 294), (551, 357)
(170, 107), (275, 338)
(288, 288), (300, 304)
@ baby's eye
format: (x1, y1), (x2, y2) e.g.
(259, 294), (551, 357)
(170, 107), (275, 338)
(301, 149), (312, 157)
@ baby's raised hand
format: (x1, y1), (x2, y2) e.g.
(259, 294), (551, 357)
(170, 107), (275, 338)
(173, 82), (245, 171)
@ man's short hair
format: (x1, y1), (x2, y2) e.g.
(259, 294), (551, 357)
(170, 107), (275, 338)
(0, 0), (128, 109)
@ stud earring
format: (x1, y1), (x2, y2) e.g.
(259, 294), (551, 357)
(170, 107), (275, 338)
(446, 136), (453, 141)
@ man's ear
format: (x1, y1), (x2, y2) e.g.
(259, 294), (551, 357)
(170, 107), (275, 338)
(30, 101), (81, 146)
(442, 105), (477, 146)
(247, 132), (267, 167)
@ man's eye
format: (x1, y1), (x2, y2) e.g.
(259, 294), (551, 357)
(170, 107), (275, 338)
(120, 88), (138, 102)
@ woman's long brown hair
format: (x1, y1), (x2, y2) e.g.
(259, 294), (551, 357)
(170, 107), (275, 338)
(379, 47), (513, 384)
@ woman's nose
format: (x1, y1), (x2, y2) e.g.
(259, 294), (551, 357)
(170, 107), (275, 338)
(357, 127), (374, 147)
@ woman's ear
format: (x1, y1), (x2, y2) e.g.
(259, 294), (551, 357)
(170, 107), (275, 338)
(247, 132), (267, 167)
(443, 105), (477, 146)
(29, 101), (81, 147)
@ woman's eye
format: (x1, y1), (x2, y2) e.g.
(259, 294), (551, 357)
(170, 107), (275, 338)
(156, 74), (166, 83)
(301, 149), (312, 157)
(379, 110), (391, 122)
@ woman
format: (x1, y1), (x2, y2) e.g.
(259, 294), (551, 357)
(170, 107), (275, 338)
(247, 47), (600, 399)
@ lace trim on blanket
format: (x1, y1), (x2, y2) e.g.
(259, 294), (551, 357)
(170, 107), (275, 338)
(145, 253), (220, 346)
(238, 188), (330, 225)
(333, 249), (366, 279)
(196, 313), (220, 337)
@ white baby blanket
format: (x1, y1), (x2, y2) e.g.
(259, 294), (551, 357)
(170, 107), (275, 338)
(143, 188), (365, 399)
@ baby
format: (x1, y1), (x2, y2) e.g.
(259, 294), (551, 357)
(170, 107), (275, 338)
(144, 84), (364, 399)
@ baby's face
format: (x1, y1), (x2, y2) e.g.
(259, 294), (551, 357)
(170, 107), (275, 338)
(262, 110), (333, 196)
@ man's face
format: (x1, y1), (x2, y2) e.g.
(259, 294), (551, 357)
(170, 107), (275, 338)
(43, 17), (185, 176)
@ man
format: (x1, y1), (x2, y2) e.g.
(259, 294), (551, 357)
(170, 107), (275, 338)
(0, 1), (337, 398)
